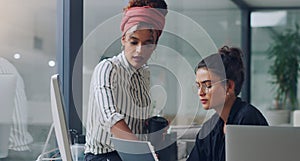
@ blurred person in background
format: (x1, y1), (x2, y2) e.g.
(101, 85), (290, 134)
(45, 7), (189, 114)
(0, 57), (33, 154)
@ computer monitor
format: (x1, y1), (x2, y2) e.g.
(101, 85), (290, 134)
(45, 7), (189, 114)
(50, 74), (73, 161)
(0, 74), (16, 158)
(226, 125), (300, 161)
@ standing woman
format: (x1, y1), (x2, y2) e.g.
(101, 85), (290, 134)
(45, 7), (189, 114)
(84, 0), (168, 161)
(187, 46), (268, 161)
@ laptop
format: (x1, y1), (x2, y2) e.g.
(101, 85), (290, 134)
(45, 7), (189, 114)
(111, 137), (158, 161)
(226, 125), (300, 161)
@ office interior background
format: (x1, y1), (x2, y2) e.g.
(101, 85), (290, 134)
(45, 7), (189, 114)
(1, 0), (300, 160)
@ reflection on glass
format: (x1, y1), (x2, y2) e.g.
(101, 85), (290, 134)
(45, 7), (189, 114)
(0, 0), (57, 160)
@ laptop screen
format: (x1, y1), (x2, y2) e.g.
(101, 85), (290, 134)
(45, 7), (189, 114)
(226, 125), (300, 161)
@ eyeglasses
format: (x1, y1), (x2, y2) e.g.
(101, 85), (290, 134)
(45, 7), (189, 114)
(194, 79), (227, 94)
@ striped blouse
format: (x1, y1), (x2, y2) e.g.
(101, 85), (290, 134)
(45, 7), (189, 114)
(85, 52), (151, 154)
(0, 57), (33, 151)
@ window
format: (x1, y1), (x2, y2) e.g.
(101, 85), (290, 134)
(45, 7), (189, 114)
(0, 0), (57, 160)
(251, 9), (300, 111)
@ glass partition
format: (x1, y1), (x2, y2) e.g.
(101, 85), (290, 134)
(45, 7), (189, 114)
(251, 9), (300, 111)
(251, 9), (300, 125)
(0, 0), (57, 160)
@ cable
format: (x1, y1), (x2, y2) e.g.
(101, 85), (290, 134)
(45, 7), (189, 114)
(35, 123), (63, 161)
(43, 123), (54, 154)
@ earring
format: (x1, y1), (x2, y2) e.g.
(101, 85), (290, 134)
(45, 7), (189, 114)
(226, 92), (230, 96)
(121, 45), (124, 51)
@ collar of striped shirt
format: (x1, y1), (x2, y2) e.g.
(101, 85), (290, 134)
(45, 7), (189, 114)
(120, 51), (149, 78)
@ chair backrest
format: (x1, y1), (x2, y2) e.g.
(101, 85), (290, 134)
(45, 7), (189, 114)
(50, 74), (73, 161)
(293, 110), (300, 126)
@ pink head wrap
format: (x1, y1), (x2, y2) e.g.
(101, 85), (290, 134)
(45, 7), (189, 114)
(120, 6), (166, 38)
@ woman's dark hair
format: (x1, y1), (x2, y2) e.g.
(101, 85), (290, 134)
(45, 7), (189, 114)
(124, 0), (168, 16)
(195, 45), (245, 96)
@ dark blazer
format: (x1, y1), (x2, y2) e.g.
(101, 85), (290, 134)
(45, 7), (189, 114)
(187, 97), (268, 161)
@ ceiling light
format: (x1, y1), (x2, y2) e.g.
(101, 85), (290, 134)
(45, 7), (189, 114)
(48, 60), (56, 67)
(13, 53), (21, 59)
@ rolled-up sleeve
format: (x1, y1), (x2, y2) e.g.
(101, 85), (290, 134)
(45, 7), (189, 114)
(92, 60), (124, 130)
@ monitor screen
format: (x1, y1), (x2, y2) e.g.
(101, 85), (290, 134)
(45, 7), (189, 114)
(50, 74), (73, 161)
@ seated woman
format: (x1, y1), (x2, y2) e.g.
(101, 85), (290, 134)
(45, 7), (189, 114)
(187, 46), (268, 161)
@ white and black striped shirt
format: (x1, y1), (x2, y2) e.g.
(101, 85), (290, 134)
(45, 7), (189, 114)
(85, 52), (151, 154)
(0, 57), (33, 151)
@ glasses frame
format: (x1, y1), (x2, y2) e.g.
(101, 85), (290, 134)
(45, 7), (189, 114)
(194, 79), (228, 94)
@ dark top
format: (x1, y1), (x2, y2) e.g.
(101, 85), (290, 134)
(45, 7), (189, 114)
(187, 97), (268, 161)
